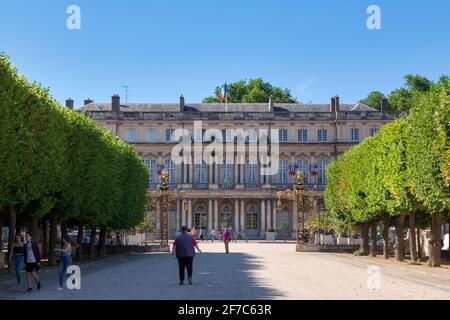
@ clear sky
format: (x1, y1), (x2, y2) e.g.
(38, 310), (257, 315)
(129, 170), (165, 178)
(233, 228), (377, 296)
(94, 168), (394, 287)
(1, 0), (449, 107)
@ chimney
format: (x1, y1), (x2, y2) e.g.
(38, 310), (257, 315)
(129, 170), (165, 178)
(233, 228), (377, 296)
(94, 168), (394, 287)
(84, 98), (93, 106)
(180, 95), (185, 112)
(330, 96), (336, 112)
(269, 95), (274, 112)
(112, 94), (120, 112)
(381, 98), (388, 119)
(66, 98), (74, 109)
(334, 95), (340, 112)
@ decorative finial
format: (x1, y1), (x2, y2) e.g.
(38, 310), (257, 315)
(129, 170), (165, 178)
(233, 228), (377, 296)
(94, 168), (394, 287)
(160, 169), (169, 186)
(295, 170), (304, 186)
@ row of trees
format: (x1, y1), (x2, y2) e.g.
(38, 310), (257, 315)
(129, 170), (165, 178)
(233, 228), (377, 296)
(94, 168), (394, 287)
(359, 74), (445, 112)
(0, 54), (149, 267)
(325, 76), (449, 267)
(202, 78), (298, 103)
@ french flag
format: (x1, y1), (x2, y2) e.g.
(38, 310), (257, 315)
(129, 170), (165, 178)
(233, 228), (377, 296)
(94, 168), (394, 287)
(219, 83), (228, 103)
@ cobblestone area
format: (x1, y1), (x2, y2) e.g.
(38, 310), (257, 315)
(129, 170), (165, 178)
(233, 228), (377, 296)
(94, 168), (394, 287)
(1, 242), (450, 300)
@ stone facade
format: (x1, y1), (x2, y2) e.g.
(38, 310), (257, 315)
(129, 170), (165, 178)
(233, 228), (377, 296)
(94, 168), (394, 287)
(76, 95), (403, 240)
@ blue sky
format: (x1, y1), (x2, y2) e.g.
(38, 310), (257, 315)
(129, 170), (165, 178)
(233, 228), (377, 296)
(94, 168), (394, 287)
(1, 0), (449, 107)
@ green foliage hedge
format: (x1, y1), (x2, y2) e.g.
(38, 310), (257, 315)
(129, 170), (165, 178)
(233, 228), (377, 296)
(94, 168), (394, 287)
(0, 53), (149, 232)
(325, 78), (449, 227)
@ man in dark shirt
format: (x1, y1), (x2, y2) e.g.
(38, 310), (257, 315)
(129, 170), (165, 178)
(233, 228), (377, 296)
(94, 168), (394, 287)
(172, 226), (202, 286)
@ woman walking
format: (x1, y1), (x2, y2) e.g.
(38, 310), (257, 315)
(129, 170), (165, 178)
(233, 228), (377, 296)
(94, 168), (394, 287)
(9, 234), (25, 291)
(55, 235), (76, 291)
(24, 232), (41, 293)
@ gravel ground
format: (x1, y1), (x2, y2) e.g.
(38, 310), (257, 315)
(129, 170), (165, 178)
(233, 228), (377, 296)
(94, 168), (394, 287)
(1, 242), (450, 300)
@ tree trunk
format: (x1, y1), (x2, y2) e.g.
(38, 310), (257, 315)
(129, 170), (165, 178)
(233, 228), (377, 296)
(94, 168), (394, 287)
(30, 215), (38, 242)
(383, 215), (389, 259)
(48, 215), (58, 266)
(8, 206), (16, 273)
(417, 226), (422, 259)
(76, 224), (83, 261)
(98, 227), (107, 257)
(360, 223), (370, 255)
(370, 222), (377, 257)
(60, 221), (68, 248)
(41, 220), (48, 259)
(395, 215), (406, 262)
(409, 214), (417, 262)
(427, 214), (443, 267)
(89, 228), (96, 258)
(0, 216), (3, 254)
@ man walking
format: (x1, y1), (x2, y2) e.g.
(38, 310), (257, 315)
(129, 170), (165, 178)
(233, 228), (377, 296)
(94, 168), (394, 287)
(172, 226), (202, 286)
(223, 228), (231, 254)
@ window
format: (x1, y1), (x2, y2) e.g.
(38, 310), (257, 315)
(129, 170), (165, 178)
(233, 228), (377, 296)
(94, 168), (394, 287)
(246, 159), (259, 184)
(350, 128), (360, 142)
(317, 129), (327, 142)
(145, 160), (157, 185)
(221, 160), (234, 184)
(194, 206), (207, 230)
(317, 160), (328, 184)
(164, 160), (176, 184)
(296, 159), (309, 184)
(247, 129), (257, 143)
(124, 128), (136, 143)
(145, 128), (156, 142)
(298, 129), (308, 142)
(195, 160), (208, 183)
(165, 128), (175, 142)
(278, 160), (289, 184)
(279, 129), (288, 142)
(222, 129), (233, 143)
(276, 207), (289, 231)
(370, 127), (379, 136)
(246, 206), (258, 231)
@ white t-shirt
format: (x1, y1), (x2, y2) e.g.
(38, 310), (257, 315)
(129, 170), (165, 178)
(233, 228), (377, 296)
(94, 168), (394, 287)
(26, 242), (36, 263)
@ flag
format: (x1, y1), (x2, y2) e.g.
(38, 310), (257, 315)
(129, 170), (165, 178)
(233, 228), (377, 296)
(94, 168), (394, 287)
(219, 83), (228, 103)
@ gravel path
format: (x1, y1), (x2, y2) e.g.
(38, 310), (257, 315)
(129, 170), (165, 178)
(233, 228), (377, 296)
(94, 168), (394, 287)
(1, 242), (450, 300)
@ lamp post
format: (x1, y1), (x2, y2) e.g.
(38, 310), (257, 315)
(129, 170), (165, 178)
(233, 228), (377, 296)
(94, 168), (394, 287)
(151, 170), (188, 251)
(277, 170), (309, 250)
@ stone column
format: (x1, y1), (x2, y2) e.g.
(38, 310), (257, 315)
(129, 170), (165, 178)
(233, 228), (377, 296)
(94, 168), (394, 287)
(266, 200), (271, 229)
(181, 199), (187, 226)
(261, 200), (266, 238)
(272, 199), (277, 231)
(240, 200), (245, 233)
(234, 159), (239, 184)
(214, 200), (219, 230)
(188, 199), (193, 228)
(214, 162), (219, 184)
(240, 164), (245, 183)
(208, 163), (213, 183)
(234, 199), (239, 234)
(208, 199), (213, 231)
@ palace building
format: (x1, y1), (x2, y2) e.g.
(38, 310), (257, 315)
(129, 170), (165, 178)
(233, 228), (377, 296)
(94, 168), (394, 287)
(74, 95), (402, 240)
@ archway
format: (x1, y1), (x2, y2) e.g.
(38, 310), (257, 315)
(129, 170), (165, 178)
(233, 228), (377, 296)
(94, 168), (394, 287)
(219, 202), (234, 230)
(193, 203), (208, 232)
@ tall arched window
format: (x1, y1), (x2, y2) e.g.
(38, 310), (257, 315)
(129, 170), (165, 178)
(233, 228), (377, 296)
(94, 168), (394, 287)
(194, 205), (207, 230)
(220, 204), (233, 229)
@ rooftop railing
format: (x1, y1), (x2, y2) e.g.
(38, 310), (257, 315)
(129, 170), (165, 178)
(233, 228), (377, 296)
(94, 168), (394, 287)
(84, 110), (405, 121)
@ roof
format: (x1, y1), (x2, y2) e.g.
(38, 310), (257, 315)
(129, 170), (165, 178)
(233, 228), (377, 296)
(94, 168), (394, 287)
(78, 102), (379, 113)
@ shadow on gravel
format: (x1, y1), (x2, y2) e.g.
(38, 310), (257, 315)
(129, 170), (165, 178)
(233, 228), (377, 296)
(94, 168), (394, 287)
(0, 251), (283, 300)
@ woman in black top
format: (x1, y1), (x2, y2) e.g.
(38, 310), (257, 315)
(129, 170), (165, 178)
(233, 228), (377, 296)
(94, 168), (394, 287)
(9, 234), (24, 291)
